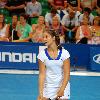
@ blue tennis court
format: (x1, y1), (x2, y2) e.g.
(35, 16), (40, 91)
(0, 70), (100, 100)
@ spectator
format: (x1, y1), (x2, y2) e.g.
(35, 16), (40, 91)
(79, 7), (94, 25)
(0, 13), (10, 41)
(29, 16), (45, 42)
(96, 0), (100, 8)
(50, 16), (65, 43)
(75, 17), (91, 44)
(89, 16), (100, 44)
(14, 14), (32, 42)
(9, 15), (19, 41)
(80, 0), (97, 10)
(47, 0), (76, 19)
(61, 10), (79, 43)
(48, 0), (66, 10)
(45, 8), (60, 27)
(5, 0), (25, 16)
(67, 6), (81, 19)
(0, 0), (7, 8)
(68, 0), (78, 10)
(48, 0), (78, 11)
(26, 0), (42, 17)
(57, 4), (81, 21)
(57, 1), (70, 20)
(96, 0), (100, 16)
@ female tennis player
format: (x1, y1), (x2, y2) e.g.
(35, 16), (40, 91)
(37, 29), (70, 100)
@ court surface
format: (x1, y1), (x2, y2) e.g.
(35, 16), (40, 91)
(0, 70), (100, 100)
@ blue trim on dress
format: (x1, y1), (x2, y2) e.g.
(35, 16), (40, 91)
(45, 48), (62, 60)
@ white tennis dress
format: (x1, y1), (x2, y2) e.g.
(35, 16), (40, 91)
(37, 48), (70, 99)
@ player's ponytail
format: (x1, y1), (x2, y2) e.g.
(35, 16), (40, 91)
(55, 33), (62, 50)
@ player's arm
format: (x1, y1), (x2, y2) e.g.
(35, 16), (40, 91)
(38, 59), (46, 98)
(57, 58), (70, 97)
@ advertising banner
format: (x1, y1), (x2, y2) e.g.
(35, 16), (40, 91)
(0, 44), (39, 70)
(90, 47), (100, 71)
(0, 42), (100, 71)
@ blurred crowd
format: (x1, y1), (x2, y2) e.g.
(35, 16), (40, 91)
(0, 0), (100, 44)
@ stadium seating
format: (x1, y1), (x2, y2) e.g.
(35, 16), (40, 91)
(31, 17), (38, 25)
(5, 16), (12, 24)
(0, 8), (9, 16)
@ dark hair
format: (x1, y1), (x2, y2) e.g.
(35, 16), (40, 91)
(51, 8), (57, 14)
(11, 14), (18, 17)
(44, 28), (62, 50)
(83, 7), (91, 14)
(20, 13), (27, 20)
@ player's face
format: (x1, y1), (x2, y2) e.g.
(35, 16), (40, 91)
(43, 32), (54, 46)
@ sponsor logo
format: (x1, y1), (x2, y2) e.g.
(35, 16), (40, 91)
(93, 54), (100, 64)
(0, 52), (36, 63)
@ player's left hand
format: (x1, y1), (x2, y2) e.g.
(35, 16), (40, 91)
(56, 89), (64, 98)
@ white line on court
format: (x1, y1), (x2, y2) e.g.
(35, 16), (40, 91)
(0, 70), (100, 76)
